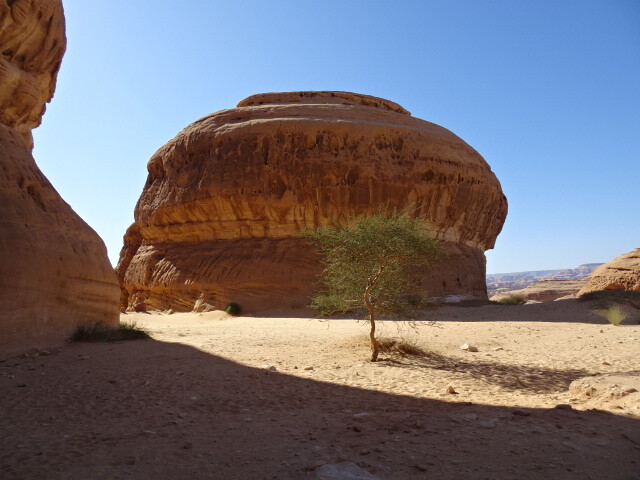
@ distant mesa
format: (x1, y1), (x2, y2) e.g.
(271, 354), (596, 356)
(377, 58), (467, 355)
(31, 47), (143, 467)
(117, 91), (508, 313)
(487, 263), (602, 301)
(578, 249), (640, 296)
(0, 1), (120, 356)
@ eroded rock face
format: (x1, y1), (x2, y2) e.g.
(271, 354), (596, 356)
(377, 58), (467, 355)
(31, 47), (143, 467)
(579, 249), (640, 295)
(0, 0), (120, 356)
(118, 91), (507, 312)
(0, 0), (66, 149)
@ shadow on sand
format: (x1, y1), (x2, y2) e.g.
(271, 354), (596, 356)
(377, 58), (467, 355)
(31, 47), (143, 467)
(379, 352), (590, 395)
(1, 337), (638, 480)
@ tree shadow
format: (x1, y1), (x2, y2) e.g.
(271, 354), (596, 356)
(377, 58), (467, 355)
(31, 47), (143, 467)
(1, 338), (638, 480)
(379, 352), (590, 394)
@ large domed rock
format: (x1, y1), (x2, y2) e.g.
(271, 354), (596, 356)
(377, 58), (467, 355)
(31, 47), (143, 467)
(578, 249), (640, 295)
(0, 0), (120, 356)
(117, 91), (507, 313)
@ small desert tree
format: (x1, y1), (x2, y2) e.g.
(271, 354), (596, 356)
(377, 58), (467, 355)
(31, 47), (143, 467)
(305, 211), (440, 362)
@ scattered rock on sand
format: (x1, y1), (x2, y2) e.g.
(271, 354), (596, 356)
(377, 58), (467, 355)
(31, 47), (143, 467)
(569, 372), (640, 409)
(316, 461), (380, 480)
(461, 343), (479, 352)
(445, 385), (458, 394)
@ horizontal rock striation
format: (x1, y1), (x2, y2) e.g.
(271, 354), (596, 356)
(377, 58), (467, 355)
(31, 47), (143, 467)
(118, 91), (507, 312)
(0, 0), (119, 356)
(579, 249), (640, 295)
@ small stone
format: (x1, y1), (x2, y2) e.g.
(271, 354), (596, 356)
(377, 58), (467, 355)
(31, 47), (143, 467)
(478, 419), (498, 429)
(304, 366), (314, 371)
(512, 409), (532, 417)
(352, 412), (373, 421)
(445, 385), (458, 394)
(461, 344), (478, 352)
(415, 464), (428, 472)
(493, 347), (504, 351)
(316, 462), (380, 480)
(264, 365), (277, 372)
(554, 404), (573, 411)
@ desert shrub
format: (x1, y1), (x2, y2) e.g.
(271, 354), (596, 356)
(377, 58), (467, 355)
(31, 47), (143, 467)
(498, 294), (528, 305)
(379, 337), (428, 357)
(225, 302), (242, 316)
(118, 320), (152, 339)
(593, 305), (630, 326)
(304, 211), (440, 362)
(71, 321), (150, 342)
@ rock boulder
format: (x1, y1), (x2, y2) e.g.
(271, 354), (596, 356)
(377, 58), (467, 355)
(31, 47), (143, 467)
(117, 91), (507, 313)
(578, 249), (640, 296)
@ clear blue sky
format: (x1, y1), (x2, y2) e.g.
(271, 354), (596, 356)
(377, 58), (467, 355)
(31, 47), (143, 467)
(32, 0), (640, 274)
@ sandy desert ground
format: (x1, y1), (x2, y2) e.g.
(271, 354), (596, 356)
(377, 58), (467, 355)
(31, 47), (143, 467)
(1, 299), (639, 479)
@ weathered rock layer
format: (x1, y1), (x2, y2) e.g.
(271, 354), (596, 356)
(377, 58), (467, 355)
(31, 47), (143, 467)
(0, 0), (119, 356)
(579, 249), (640, 296)
(118, 91), (507, 312)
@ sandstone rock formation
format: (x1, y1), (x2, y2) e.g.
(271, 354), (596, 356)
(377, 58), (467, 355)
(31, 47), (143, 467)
(579, 249), (640, 296)
(117, 91), (507, 313)
(0, 0), (120, 356)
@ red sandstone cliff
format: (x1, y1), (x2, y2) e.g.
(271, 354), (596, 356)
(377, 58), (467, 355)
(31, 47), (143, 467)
(0, 0), (120, 356)
(117, 91), (508, 313)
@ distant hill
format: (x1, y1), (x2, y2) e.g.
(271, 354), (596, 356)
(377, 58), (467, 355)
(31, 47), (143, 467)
(487, 263), (603, 297)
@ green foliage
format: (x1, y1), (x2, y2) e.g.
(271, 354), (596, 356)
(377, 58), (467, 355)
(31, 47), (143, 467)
(225, 302), (242, 316)
(593, 304), (629, 326)
(71, 320), (150, 342)
(304, 211), (440, 361)
(304, 211), (440, 318)
(498, 294), (528, 305)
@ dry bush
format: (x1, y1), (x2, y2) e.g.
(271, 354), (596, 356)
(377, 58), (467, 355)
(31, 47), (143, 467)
(593, 305), (630, 326)
(71, 320), (150, 342)
(361, 335), (429, 357)
(498, 294), (528, 305)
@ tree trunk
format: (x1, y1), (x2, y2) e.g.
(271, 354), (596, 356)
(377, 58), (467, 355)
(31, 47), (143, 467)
(368, 307), (379, 362)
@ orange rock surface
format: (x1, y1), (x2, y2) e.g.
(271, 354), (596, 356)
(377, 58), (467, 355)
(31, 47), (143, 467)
(579, 249), (640, 295)
(118, 91), (507, 312)
(0, 0), (119, 356)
